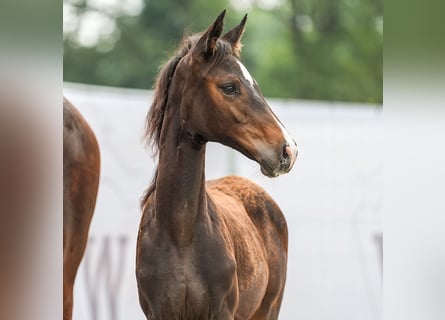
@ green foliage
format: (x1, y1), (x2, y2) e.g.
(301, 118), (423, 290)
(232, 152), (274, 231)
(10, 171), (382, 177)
(63, 0), (382, 103)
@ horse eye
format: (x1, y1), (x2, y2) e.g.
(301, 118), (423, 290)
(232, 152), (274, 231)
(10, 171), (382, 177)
(220, 83), (237, 95)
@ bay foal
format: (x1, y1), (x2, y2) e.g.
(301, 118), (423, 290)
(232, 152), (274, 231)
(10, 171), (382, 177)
(136, 11), (297, 320)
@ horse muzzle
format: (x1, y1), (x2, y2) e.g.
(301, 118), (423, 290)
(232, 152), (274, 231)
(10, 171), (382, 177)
(260, 142), (298, 178)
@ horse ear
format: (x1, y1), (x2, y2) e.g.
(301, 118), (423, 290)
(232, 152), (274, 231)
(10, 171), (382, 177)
(222, 14), (247, 54)
(195, 9), (226, 58)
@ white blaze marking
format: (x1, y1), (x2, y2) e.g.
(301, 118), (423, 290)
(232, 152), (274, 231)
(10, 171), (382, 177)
(272, 112), (298, 160)
(236, 58), (298, 166)
(236, 60), (254, 87)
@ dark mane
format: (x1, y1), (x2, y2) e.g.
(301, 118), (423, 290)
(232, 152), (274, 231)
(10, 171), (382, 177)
(144, 35), (233, 155)
(143, 39), (191, 155)
(141, 34), (233, 210)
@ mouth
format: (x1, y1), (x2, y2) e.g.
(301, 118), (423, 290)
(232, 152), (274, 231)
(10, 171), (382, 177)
(260, 161), (280, 178)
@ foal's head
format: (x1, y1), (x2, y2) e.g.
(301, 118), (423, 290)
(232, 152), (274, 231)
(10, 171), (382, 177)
(147, 10), (297, 177)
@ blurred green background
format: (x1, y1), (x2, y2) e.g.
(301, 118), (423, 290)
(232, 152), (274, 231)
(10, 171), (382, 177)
(63, 0), (382, 103)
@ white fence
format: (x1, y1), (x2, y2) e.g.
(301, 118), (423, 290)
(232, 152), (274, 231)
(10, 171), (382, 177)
(64, 83), (382, 320)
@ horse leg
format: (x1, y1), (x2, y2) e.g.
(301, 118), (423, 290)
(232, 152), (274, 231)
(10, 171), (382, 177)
(63, 273), (74, 320)
(63, 234), (87, 320)
(63, 211), (96, 320)
(63, 196), (96, 320)
(63, 249), (77, 320)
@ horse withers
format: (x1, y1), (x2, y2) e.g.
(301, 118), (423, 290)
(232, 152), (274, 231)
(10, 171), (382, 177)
(63, 97), (100, 320)
(136, 10), (297, 320)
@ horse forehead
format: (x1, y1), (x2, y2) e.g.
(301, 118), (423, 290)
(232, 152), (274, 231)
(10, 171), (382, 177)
(235, 60), (254, 87)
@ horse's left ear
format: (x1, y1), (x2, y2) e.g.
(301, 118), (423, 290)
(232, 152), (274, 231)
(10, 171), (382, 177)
(195, 9), (226, 58)
(222, 14), (247, 54)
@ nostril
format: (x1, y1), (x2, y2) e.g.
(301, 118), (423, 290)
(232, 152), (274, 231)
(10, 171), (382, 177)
(282, 145), (291, 160)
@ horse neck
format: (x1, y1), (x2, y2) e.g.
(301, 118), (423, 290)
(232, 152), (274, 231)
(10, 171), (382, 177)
(153, 101), (208, 244)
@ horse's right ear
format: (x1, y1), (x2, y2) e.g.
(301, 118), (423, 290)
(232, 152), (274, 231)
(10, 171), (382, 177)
(222, 14), (247, 55)
(193, 9), (226, 58)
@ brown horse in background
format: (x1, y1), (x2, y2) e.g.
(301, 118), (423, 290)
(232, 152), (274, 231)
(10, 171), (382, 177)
(63, 97), (100, 320)
(136, 10), (298, 320)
